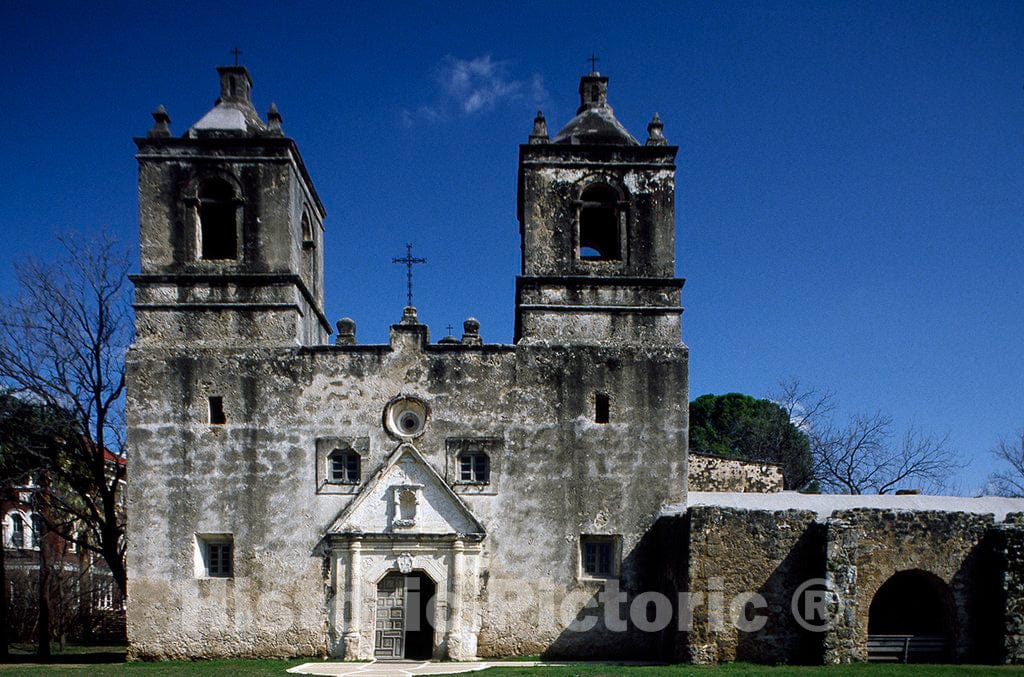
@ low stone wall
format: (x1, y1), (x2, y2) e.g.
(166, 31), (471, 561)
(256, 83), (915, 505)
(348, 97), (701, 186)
(1001, 513), (1024, 663)
(672, 506), (824, 664)
(664, 504), (1024, 665)
(687, 454), (784, 493)
(823, 509), (1003, 663)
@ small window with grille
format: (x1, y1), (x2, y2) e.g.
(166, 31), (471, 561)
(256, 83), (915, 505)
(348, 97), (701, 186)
(197, 535), (233, 578)
(458, 452), (490, 484)
(580, 535), (619, 578)
(328, 449), (361, 484)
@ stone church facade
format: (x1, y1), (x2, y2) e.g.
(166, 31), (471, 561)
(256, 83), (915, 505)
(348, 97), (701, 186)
(126, 65), (1024, 664)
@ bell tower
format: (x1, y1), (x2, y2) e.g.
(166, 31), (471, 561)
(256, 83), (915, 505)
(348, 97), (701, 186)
(132, 65), (330, 347)
(515, 71), (682, 345)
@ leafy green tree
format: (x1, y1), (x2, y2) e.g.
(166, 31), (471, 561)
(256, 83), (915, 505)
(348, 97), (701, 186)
(689, 392), (814, 489)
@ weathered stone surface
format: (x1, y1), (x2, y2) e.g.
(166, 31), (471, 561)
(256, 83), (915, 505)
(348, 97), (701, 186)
(126, 64), (1024, 666)
(993, 522), (1024, 664)
(127, 67), (688, 661)
(666, 506), (823, 664)
(687, 453), (784, 493)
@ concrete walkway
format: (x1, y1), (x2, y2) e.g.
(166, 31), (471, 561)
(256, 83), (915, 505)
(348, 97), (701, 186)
(288, 660), (650, 676)
(287, 661), (543, 676)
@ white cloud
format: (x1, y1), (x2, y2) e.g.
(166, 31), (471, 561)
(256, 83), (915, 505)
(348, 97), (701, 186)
(402, 55), (548, 126)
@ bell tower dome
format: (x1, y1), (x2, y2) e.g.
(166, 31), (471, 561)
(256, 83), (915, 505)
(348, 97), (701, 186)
(515, 71), (683, 345)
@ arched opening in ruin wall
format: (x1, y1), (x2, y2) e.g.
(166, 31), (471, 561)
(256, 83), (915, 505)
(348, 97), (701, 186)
(867, 569), (954, 663)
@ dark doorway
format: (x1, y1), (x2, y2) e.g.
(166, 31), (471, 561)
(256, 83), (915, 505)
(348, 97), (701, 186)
(868, 570), (953, 663)
(373, 571), (436, 660)
(404, 571), (436, 660)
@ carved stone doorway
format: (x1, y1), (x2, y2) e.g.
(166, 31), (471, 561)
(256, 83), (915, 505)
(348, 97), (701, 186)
(373, 571), (436, 660)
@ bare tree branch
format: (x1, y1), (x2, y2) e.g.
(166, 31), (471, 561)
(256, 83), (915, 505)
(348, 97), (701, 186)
(776, 378), (961, 494)
(987, 430), (1024, 497)
(0, 229), (131, 594)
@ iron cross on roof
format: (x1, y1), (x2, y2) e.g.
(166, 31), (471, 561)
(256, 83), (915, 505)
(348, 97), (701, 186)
(588, 53), (599, 73)
(231, 47), (242, 65)
(392, 243), (426, 308)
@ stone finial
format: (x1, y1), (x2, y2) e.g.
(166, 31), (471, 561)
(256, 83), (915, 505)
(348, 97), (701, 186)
(529, 110), (549, 144)
(645, 112), (667, 146)
(400, 306), (419, 325)
(148, 105), (172, 138)
(267, 103), (283, 136)
(335, 317), (356, 345)
(461, 317), (482, 346)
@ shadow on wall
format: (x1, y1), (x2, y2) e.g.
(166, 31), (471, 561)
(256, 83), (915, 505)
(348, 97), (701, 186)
(734, 523), (826, 664)
(951, 532), (1006, 663)
(538, 510), (1018, 665)
(541, 526), (666, 660)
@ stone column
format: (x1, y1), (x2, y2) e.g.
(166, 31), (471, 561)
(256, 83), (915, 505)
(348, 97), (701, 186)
(446, 539), (466, 659)
(343, 537), (363, 660)
(1002, 520), (1024, 664)
(823, 519), (859, 664)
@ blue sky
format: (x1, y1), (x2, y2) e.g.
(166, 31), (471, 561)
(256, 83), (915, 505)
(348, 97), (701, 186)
(1, 1), (1021, 493)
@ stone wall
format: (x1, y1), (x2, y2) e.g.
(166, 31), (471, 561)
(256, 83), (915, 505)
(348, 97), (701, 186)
(824, 509), (1003, 664)
(687, 454), (784, 493)
(126, 324), (688, 659)
(1001, 514), (1024, 663)
(668, 505), (1021, 666)
(668, 506), (824, 664)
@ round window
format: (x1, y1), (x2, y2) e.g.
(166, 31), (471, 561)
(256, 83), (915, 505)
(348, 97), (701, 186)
(384, 397), (428, 438)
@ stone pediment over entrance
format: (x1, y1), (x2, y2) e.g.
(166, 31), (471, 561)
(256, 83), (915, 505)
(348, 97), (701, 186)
(327, 443), (485, 538)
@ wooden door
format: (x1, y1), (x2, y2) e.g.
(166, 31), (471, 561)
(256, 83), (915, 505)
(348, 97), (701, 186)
(374, 574), (405, 659)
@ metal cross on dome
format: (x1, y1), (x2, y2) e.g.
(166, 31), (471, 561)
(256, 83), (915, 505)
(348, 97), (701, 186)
(588, 53), (599, 73)
(392, 243), (426, 308)
(231, 47), (242, 65)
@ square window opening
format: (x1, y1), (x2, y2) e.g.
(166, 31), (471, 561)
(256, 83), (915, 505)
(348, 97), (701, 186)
(196, 534), (233, 578)
(329, 449), (361, 484)
(580, 535), (619, 579)
(458, 452), (490, 484)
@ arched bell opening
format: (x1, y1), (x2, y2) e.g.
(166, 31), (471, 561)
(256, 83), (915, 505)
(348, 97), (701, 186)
(577, 183), (622, 261)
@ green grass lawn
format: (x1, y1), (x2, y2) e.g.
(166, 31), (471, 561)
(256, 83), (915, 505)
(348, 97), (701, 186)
(480, 665), (1024, 676)
(2, 652), (1024, 677)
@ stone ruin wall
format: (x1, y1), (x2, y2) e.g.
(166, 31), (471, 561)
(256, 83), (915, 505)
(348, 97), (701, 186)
(823, 509), (1005, 663)
(663, 505), (1024, 665)
(997, 513), (1024, 664)
(667, 507), (823, 664)
(687, 453), (784, 493)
